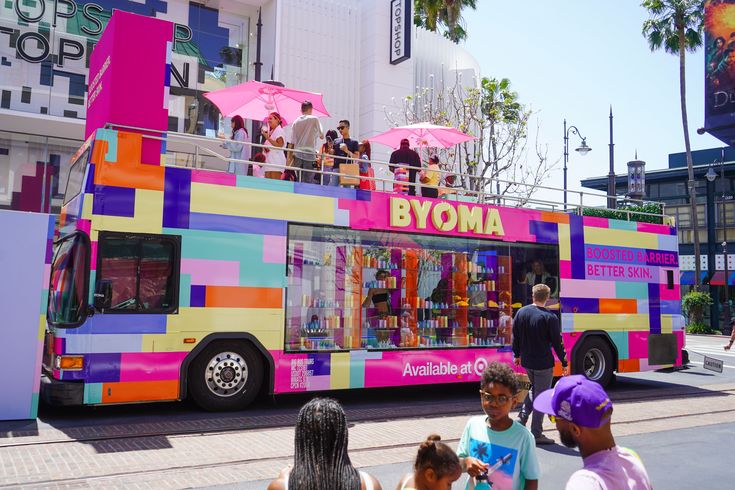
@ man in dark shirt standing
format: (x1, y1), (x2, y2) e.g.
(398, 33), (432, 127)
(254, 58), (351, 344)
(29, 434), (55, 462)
(332, 119), (359, 183)
(512, 283), (569, 445)
(389, 138), (421, 196)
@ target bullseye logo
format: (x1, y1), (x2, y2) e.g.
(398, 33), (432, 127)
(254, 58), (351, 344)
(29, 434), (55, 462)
(473, 357), (488, 376)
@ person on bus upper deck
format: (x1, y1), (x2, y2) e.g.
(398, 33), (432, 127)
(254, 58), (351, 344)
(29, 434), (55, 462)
(389, 139), (421, 196)
(358, 140), (376, 191)
(267, 398), (382, 490)
(513, 283), (569, 445)
(420, 154), (441, 198)
(290, 100), (324, 184)
(261, 111), (286, 179)
(219, 115), (250, 175)
(318, 129), (339, 186)
(333, 120), (360, 185)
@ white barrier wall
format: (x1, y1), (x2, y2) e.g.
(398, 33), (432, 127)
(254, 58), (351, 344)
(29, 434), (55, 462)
(0, 210), (54, 420)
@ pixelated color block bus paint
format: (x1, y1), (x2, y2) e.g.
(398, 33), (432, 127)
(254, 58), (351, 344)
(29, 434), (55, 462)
(52, 128), (680, 402)
(0, 210), (54, 420)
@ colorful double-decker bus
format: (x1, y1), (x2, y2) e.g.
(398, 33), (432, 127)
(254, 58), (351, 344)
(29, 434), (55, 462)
(43, 128), (684, 411)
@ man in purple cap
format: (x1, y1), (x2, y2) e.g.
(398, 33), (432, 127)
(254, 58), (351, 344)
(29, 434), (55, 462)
(533, 375), (652, 489)
(389, 138), (421, 196)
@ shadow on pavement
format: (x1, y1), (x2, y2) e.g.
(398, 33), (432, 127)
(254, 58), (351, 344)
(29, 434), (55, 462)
(536, 443), (579, 457)
(2, 370), (727, 453)
(0, 419), (38, 439)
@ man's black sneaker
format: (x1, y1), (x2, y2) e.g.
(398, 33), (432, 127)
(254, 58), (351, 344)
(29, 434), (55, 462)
(535, 435), (555, 445)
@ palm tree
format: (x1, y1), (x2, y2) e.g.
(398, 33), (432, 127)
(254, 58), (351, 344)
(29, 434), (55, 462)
(414, 0), (478, 43)
(642, 0), (704, 286)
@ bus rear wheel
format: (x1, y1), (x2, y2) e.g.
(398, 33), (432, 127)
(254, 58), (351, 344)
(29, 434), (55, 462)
(188, 341), (263, 411)
(573, 337), (614, 387)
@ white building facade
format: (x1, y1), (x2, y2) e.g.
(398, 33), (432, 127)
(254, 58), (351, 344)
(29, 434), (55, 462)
(0, 0), (479, 213)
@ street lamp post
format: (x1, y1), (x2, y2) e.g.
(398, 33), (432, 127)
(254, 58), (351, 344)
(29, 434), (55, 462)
(720, 148), (731, 331)
(706, 165), (720, 331)
(563, 119), (591, 211)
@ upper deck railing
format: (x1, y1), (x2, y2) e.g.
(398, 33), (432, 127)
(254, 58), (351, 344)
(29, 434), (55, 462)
(104, 124), (673, 225)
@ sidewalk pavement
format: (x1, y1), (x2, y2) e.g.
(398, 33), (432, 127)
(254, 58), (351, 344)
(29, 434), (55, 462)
(1, 382), (734, 489)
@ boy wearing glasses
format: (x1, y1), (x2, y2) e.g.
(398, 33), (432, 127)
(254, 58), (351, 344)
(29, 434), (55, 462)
(457, 361), (540, 490)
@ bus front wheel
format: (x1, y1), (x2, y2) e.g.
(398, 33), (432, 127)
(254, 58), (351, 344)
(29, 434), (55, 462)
(188, 341), (263, 411)
(573, 337), (614, 387)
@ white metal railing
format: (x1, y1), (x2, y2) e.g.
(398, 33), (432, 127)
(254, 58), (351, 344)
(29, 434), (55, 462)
(104, 124), (671, 223)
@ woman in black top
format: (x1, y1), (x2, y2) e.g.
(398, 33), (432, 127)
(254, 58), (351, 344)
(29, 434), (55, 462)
(362, 269), (391, 316)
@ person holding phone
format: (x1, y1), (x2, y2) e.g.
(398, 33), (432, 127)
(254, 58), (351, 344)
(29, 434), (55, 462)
(261, 112), (286, 179)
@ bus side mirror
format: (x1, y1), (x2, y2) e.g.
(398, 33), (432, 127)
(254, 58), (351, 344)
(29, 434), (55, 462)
(94, 280), (112, 311)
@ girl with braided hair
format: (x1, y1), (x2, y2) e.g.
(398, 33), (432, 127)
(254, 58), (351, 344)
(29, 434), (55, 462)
(397, 434), (461, 490)
(268, 398), (382, 490)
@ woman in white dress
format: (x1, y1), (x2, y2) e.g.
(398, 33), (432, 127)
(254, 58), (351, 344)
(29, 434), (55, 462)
(260, 111), (286, 179)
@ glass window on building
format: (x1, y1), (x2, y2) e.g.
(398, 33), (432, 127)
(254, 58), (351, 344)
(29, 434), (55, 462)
(0, 132), (82, 214)
(285, 225), (559, 352)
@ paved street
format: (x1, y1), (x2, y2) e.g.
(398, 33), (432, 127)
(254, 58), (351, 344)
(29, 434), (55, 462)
(0, 335), (733, 489)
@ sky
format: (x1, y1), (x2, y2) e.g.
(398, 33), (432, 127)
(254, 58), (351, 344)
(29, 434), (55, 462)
(462, 0), (721, 207)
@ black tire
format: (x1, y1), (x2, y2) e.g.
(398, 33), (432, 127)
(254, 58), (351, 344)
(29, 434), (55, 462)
(188, 341), (264, 411)
(681, 349), (690, 365)
(573, 336), (615, 387)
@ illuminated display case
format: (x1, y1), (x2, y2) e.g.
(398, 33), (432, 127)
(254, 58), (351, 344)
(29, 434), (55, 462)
(285, 225), (557, 352)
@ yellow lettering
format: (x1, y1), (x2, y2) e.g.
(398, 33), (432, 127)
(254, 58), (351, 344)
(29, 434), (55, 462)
(410, 200), (432, 229)
(431, 202), (458, 231)
(484, 208), (505, 236)
(458, 205), (484, 233)
(390, 197), (411, 227)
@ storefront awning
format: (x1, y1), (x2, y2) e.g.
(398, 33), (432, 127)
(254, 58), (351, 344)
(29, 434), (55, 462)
(708, 271), (735, 286)
(680, 271), (709, 285)
(710, 271), (726, 286)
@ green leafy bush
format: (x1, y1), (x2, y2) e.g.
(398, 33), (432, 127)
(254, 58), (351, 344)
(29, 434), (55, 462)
(582, 203), (664, 224)
(682, 291), (713, 325)
(686, 322), (717, 335)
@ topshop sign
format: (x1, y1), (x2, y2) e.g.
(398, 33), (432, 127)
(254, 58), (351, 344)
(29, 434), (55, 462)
(389, 0), (411, 65)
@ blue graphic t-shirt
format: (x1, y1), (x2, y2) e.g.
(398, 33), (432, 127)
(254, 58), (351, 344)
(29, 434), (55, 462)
(457, 416), (540, 490)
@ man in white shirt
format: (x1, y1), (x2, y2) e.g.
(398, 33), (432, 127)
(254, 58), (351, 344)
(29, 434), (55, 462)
(289, 100), (324, 183)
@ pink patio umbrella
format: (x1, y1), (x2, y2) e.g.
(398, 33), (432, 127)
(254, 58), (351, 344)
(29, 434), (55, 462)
(203, 80), (330, 124)
(368, 122), (475, 149)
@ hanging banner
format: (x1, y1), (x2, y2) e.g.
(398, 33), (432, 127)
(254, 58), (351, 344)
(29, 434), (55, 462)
(704, 0), (735, 143)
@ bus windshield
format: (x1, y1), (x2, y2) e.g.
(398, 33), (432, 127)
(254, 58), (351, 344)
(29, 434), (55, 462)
(63, 148), (89, 206)
(48, 233), (89, 327)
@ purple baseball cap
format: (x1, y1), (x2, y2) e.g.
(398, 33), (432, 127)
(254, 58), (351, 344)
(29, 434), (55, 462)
(533, 375), (613, 428)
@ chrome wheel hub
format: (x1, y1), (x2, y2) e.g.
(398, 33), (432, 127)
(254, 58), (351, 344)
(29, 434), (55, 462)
(205, 351), (248, 397)
(583, 348), (605, 381)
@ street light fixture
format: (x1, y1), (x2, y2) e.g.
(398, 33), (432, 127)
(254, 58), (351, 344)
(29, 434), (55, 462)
(563, 119), (591, 211)
(706, 165), (718, 183)
(576, 139), (591, 156)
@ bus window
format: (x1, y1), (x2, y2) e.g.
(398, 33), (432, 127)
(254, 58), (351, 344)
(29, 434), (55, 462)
(48, 232), (90, 327)
(285, 224), (558, 352)
(95, 233), (180, 312)
(666, 270), (675, 290)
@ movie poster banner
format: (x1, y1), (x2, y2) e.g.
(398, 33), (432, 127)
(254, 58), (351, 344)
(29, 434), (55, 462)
(705, 0), (735, 139)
